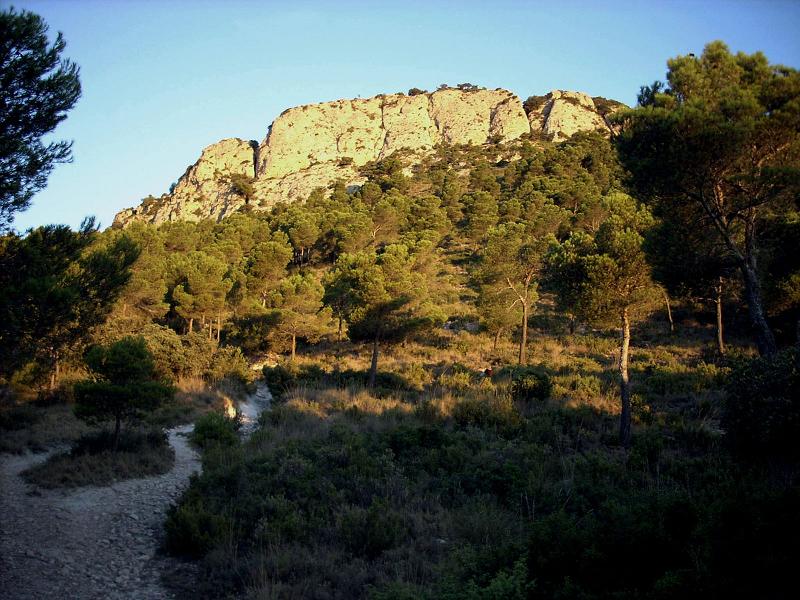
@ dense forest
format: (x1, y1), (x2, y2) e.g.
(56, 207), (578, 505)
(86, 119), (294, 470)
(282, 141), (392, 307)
(1, 12), (799, 599)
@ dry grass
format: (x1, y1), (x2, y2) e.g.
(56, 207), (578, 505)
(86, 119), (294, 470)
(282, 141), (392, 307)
(275, 309), (742, 432)
(0, 402), (89, 454)
(22, 429), (174, 488)
(151, 376), (251, 427)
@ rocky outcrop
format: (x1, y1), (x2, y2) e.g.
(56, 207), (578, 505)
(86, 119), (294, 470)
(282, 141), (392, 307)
(114, 88), (623, 227)
(114, 138), (256, 226)
(526, 90), (619, 142)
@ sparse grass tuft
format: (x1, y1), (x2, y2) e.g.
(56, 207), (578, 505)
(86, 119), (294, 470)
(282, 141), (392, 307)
(22, 428), (174, 488)
(0, 402), (89, 454)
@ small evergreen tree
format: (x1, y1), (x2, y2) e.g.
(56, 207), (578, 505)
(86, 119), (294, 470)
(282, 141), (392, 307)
(545, 196), (658, 446)
(74, 337), (173, 451)
(267, 274), (332, 362)
(326, 244), (444, 386)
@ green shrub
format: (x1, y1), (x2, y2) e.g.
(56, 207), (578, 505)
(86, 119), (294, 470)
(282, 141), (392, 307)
(189, 412), (240, 450)
(263, 363), (299, 399)
(165, 499), (232, 558)
(722, 348), (799, 461)
(554, 373), (603, 401)
(206, 345), (251, 384)
(509, 367), (552, 404)
(338, 499), (405, 558)
(452, 396), (521, 430)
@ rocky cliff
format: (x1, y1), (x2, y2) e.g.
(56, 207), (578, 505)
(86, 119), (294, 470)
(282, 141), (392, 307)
(114, 88), (623, 227)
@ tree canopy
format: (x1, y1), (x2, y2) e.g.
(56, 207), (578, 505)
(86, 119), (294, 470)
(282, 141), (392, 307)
(0, 8), (81, 228)
(615, 41), (800, 355)
(74, 336), (173, 450)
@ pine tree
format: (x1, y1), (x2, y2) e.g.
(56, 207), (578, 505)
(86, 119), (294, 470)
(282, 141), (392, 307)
(0, 8), (81, 228)
(545, 196), (658, 446)
(615, 41), (800, 356)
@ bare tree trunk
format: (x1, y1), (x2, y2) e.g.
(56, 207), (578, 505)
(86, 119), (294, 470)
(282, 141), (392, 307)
(493, 329), (501, 351)
(188, 318), (193, 334)
(663, 289), (674, 334)
(518, 302), (528, 365)
(368, 335), (379, 388)
(49, 353), (60, 392)
(337, 317), (343, 342)
(739, 237), (778, 356)
(619, 308), (632, 448)
(715, 278), (725, 356)
(291, 334), (296, 363)
(216, 315), (221, 343)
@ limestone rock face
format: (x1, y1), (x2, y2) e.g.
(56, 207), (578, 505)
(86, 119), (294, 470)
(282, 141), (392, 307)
(254, 162), (365, 208)
(113, 88), (623, 227)
(256, 88), (528, 180)
(113, 138), (256, 227)
(527, 90), (615, 142)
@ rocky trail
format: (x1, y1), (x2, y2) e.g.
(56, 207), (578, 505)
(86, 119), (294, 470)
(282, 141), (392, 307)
(0, 382), (271, 599)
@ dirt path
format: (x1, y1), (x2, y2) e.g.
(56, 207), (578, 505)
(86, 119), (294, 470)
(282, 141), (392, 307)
(0, 382), (272, 599)
(0, 424), (199, 599)
(237, 380), (272, 435)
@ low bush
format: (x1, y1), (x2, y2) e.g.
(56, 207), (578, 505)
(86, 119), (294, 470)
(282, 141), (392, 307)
(451, 395), (521, 431)
(189, 412), (240, 450)
(165, 498), (233, 559)
(722, 348), (799, 461)
(508, 366), (552, 404)
(338, 499), (405, 559)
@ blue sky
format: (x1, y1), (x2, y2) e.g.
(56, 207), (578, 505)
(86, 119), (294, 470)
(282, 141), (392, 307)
(9, 0), (800, 231)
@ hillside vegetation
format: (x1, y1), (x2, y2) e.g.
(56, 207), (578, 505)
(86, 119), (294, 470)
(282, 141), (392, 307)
(1, 39), (799, 600)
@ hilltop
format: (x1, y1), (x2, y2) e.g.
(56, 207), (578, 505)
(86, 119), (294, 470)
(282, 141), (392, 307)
(113, 87), (624, 227)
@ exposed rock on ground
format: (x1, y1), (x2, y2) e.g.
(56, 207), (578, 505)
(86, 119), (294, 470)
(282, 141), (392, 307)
(0, 425), (199, 600)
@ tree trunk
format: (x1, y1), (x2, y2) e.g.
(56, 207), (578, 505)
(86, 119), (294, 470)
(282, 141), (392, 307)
(493, 329), (501, 351)
(518, 302), (528, 365)
(113, 414), (121, 453)
(337, 317), (343, 343)
(291, 334), (296, 362)
(740, 260), (777, 356)
(368, 335), (379, 388)
(568, 316), (576, 335)
(188, 318), (194, 334)
(796, 316), (800, 370)
(619, 308), (632, 448)
(663, 289), (674, 334)
(216, 315), (221, 343)
(715, 278), (725, 356)
(49, 353), (60, 392)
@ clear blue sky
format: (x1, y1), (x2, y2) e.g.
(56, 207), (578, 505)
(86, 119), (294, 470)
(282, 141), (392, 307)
(9, 0), (800, 231)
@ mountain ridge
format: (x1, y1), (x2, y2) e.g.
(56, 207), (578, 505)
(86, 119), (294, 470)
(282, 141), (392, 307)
(113, 87), (625, 228)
